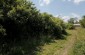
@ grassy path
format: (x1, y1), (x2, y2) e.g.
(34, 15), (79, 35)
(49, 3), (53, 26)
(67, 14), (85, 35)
(53, 29), (77, 55)
(37, 27), (85, 55)
(69, 28), (85, 55)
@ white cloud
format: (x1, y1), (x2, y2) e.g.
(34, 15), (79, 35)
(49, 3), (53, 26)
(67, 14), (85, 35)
(39, 0), (51, 6)
(60, 13), (81, 22)
(68, 0), (71, 2)
(62, 16), (70, 22)
(40, 3), (44, 6)
(62, 0), (85, 4)
(73, 0), (85, 4)
(54, 14), (70, 22)
(71, 13), (81, 21)
(62, 0), (71, 2)
(62, 16), (70, 19)
(71, 13), (80, 18)
(54, 14), (62, 18)
(62, 0), (66, 1)
(54, 15), (59, 17)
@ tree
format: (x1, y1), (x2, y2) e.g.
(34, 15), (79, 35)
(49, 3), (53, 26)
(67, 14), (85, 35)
(66, 23), (75, 29)
(0, 0), (43, 55)
(68, 18), (75, 24)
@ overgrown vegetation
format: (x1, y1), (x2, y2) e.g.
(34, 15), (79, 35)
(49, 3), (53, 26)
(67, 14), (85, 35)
(65, 23), (75, 29)
(73, 40), (85, 55)
(80, 16), (85, 28)
(69, 28), (85, 55)
(0, 0), (67, 55)
(65, 18), (75, 30)
(68, 18), (75, 24)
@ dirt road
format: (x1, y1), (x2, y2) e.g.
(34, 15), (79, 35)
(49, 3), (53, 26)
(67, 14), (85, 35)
(53, 29), (78, 55)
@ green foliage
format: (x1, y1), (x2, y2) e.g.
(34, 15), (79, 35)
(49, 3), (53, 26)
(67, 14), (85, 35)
(66, 18), (75, 29)
(66, 23), (75, 29)
(68, 18), (75, 24)
(52, 17), (67, 37)
(73, 40), (85, 55)
(0, 0), (67, 55)
(80, 16), (85, 28)
(41, 13), (67, 38)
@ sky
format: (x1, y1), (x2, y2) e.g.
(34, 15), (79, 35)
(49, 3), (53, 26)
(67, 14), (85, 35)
(31, 0), (85, 21)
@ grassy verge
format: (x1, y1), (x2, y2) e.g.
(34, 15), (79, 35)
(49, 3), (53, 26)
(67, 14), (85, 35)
(36, 29), (77, 55)
(36, 27), (85, 55)
(69, 27), (85, 55)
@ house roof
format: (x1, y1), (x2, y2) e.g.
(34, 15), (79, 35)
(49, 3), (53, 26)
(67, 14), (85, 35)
(73, 24), (81, 27)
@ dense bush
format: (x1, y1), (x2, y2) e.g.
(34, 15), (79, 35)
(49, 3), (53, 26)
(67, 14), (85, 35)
(80, 16), (85, 28)
(65, 23), (75, 29)
(41, 13), (66, 38)
(52, 17), (67, 37)
(65, 18), (75, 30)
(0, 0), (66, 39)
(68, 18), (75, 24)
(0, 0), (66, 55)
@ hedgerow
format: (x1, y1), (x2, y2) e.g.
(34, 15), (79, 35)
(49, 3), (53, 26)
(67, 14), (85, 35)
(0, 0), (66, 55)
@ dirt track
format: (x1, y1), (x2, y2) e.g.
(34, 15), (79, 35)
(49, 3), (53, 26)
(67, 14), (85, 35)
(53, 29), (77, 55)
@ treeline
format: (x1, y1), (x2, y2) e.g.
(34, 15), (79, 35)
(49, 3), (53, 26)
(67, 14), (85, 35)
(68, 15), (85, 28)
(0, 0), (66, 55)
(65, 18), (75, 30)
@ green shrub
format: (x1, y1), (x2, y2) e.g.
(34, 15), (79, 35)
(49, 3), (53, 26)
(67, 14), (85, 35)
(0, 0), (67, 55)
(66, 23), (75, 29)
(41, 13), (66, 38)
(80, 16), (85, 28)
(52, 17), (67, 34)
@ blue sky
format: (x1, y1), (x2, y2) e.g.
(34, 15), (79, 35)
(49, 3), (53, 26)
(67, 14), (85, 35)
(31, 0), (85, 21)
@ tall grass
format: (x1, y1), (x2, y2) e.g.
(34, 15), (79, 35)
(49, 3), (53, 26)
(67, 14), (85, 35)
(73, 40), (85, 55)
(69, 27), (85, 55)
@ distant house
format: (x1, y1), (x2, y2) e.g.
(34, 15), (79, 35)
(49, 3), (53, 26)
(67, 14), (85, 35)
(73, 24), (81, 27)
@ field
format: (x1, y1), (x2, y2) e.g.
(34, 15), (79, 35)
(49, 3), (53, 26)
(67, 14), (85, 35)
(36, 27), (85, 55)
